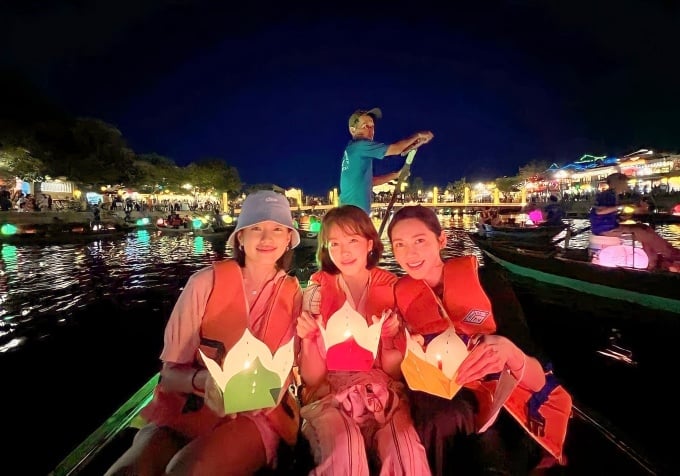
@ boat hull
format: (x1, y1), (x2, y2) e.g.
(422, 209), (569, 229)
(478, 223), (568, 246)
(471, 233), (680, 314)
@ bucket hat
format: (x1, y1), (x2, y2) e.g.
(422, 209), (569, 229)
(227, 190), (300, 249)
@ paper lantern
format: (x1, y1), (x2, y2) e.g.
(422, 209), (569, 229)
(199, 329), (294, 414)
(400, 327), (468, 399)
(597, 245), (648, 269)
(319, 301), (386, 371)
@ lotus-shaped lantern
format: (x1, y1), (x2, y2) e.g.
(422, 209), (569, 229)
(400, 327), (469, 399)
(319, 301), (387, 371)
(199, 329), (294, 414)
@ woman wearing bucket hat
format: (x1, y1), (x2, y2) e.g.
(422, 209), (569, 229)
(105, 190), (303, 475)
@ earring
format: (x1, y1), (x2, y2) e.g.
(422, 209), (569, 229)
(286, 245), (291, 251)
(239, 244), (244, 251)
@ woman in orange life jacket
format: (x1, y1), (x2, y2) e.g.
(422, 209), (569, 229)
(387, 205), (571, 476)
(105, 190), (302, 476)
(296, 205), (431, 475)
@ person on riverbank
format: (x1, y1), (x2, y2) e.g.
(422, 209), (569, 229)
(296, 205), (431, 475)
(339, 107), (434, 215)
(590, 173), (680, 271)
(105, 190), (302, 476)
(387, 205), (572, 475)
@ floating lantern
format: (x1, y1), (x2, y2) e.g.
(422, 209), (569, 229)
(0, 224), (18, 236)
(528, 209), (543, 223)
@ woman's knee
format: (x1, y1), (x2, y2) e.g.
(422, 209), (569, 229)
(301, 414), (364, 468)
(166, 417), (267, 475)
(104, 425), (185, 476)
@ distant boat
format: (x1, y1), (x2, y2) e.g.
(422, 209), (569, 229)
(470, 232), (680, 315)
(154, 216), (213, 234)
(0, 222), (130, 245)
(477, 222), (569, 247)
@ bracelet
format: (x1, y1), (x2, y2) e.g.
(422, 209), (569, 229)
(510, 354), (527, 383)
(191, 368), (202, 393)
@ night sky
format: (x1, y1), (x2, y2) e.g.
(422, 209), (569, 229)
(2, 1), (679, 195)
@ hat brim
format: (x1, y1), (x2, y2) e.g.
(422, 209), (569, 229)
(364, 107), (382, 120)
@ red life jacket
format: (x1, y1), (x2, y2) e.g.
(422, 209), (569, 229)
(310, 268), (397, 369)
(395, 256), (571, 464)
(142, 260), (301, 444)
(394, 256), (496, 336)
(311, 267), (397, 326)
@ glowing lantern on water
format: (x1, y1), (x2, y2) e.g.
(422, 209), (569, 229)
(1, 224), (18, 236)
(191, 218), (204, 229)
(528, 210), (543, 223)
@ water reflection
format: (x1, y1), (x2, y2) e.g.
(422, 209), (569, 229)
(0, 215), (678, 354)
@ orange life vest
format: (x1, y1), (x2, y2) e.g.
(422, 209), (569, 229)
(310, 268), (397, 369)
(311, 267), (397, 326)
(142, 260), (302, 444)
(394, 256), (571, 465)
(394, 256), (496, 336)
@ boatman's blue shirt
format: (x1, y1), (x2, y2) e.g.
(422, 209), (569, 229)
(589, 189), (619, 235)
(339, 139), (389, 214)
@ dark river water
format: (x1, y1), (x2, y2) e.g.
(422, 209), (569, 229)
(1, 216), (678, 474)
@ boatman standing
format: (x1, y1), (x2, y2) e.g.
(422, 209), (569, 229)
(339, 107), (434, 215)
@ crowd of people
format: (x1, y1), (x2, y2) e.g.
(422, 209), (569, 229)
(0, 188), (53, 212)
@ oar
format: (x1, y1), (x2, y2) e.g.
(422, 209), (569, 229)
(377, 148), (418, 239)
(552, 224), (591, 246)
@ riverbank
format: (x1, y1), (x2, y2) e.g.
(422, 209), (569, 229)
(0, 209), (169, 227)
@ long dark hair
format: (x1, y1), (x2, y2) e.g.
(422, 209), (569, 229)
(317, 205), (382, 274)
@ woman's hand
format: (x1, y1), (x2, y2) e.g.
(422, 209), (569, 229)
(374, 310), (400, 339)
(296, 311), (321, 340)
(455, 334), (520, 385)
(203, 372), (227, 418)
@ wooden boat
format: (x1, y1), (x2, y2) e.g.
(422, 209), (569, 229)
(0, 222), (131, 245)
(197, 224), (236, 240)
(154, 217), (213, 234)
(470, 232), (680, 315)
(295, 214), (322, 249)
(49, 261), (663, 475)
(477, 222), (569, 246)
(49, 370), (660, 475)
(298, 229), (319, 248)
